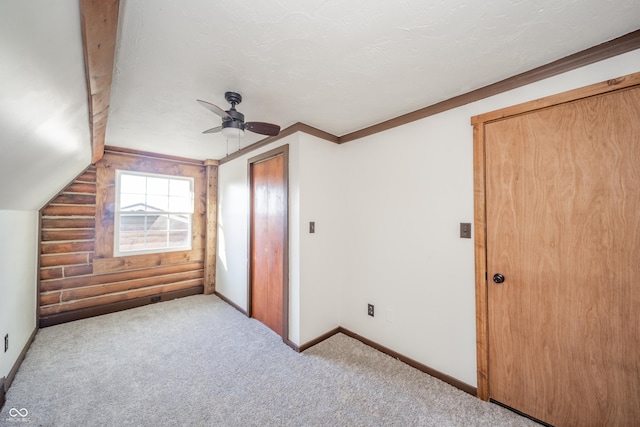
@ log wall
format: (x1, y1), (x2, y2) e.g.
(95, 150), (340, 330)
(39, 150), (210, 327)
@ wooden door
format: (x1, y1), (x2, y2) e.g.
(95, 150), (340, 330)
(483, 87), (640, 426)
(250, 151), (286, 336)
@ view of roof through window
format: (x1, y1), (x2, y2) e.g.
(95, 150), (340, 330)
(115, 171), (194, 255)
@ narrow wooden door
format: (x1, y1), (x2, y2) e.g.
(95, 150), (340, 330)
(485, 87), (640, 426)
(250, 153), (285, 336)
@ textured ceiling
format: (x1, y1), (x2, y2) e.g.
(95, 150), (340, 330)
(1, 1), (639, 210)
(106, 0), (640, 160)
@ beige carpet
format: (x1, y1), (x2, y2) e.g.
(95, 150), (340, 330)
(1, 295), (538, 426)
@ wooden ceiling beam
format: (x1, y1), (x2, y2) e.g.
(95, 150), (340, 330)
(80, 0), (120, 164)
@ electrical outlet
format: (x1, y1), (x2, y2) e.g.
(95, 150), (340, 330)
(4, 334), (8, 353)
(368, 304), (374, 317)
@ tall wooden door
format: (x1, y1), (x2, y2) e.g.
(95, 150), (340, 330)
(483, 86), (640, 426)
(250, 151), (286, 337)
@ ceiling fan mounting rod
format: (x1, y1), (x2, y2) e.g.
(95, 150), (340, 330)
(225, 91), (242, 108)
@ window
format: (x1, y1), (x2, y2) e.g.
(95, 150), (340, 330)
(115, 170), (194, 256)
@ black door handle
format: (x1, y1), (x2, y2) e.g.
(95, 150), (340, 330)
(493, 273), (505, 284)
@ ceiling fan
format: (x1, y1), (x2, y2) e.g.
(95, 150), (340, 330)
(197, 91), (280, 138)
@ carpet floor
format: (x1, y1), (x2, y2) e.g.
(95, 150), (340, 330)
(1, 295), (538, 426)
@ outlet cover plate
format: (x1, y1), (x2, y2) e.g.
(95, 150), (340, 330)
(460, 222), (472, 238)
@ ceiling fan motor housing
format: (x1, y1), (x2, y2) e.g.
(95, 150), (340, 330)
(223, 108), (245, 131)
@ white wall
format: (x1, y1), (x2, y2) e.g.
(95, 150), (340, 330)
(0, 1), (92, 211)
(216, 132), (343, 345)
(297, 134), (343, 344)
(216, 49), (640, 385)
(0, 211), (38, 380)
(216, 134), (304, 341)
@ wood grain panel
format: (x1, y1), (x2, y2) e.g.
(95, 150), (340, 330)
(40, 253), (90, 267)
(41, 205), (96, 216)
(76, 171), (97, 183)
(40, 268), (63, 281)
(41, 262), (203, 292)
(63, 264), (94, 277)
(40, 279), (202, 316)
(93, 250), (205, 274)
(65, 183), (97, 194)
(472, 122), (489, 401)
(250, 154), (284, 336)
(39, 149), (209, 325)
(40, 292), (61, 306)
(94, 160), (114, 258)
(267, 154), (284, 335)
(484, 86), (640, 426)
(41, 241), (95, 255)
(251, 159), (269, 325)
(41, 229), (95, 242)
(94, 151), (206, 259)
(51, 194), (96, 205)
(61, 270), (204, 301)
(105, 146), (207, 165)
(42, 218), (95, 229)
(204, 163), (218, 294)
(80, 0), (119, 163)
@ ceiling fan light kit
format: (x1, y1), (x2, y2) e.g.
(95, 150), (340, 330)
(197, 91), (280, 139)
(221, 126), (244, 138)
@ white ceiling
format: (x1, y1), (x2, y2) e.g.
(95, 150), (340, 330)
(1, 0), (639, 209)
(107, 0), (640, 160)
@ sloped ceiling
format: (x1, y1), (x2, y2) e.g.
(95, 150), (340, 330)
(1, 0), (639, 210)
(0, 1), (91, 211)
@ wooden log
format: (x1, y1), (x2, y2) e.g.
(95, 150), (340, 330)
(51, 194), (96, 205)
(65, 182), (97, 194)
(40, 268), (63, 280)
(40, 253), (91, 267)
(41, 241), (95, 255)
(61, 270), (204, 301)
(40, 292), (61, 306)
(93, 249), (205, 274)
(41, 229), (96, 242)
(63, 264), (94, 277)
(42, 218), (95, 229)
(41, 261), (203, 292)
(40, 279), (203, 315)
(41, 205), (96, 216)
(76, 171), (97, 183)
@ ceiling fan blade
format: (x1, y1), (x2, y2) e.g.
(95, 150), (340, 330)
(197, 99), (231, 119)
(244, 122), (281, 136)
(202, 126), (223, 134)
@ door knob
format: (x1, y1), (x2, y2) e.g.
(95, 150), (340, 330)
(493, 273), (505, 284)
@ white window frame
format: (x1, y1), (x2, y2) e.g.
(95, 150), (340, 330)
(114, 170), (194, 257)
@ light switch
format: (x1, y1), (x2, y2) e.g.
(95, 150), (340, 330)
(309, 222), (315, 233)
(460, 223), (471, 238)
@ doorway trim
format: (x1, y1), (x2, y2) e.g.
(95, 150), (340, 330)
(247, 144), (290, 346)
(470, 71), (640, 401)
